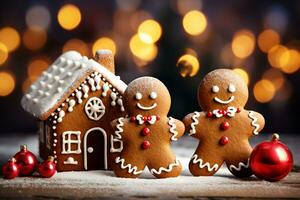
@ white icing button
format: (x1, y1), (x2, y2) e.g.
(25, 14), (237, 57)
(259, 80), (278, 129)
(135, 92), (142, 100)
(228, 83), (236, 93)
(87, 147), (94, 153)
(150, 91), (157, 99)
(212, 85), (219, 93)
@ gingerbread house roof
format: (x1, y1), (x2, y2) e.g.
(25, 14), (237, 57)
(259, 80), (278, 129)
(21, 50), (127, 120)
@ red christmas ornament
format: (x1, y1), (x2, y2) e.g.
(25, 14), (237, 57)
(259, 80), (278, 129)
(14, 145), (38, 176)
(219, 136), (229, 145)
(141, 127), (151, 136)
(2, 157), (19, 179)
(141, 141), (151, 149)
(250, 134), (293, 182)
(220, 121), (230, 130)
(38, 156), (56, 178)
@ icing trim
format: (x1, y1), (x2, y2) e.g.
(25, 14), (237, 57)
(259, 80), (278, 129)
(168, 117), (178, 141)
(137, 102), (157, 110)
(248, 111), (260, 135)
(115, 157), (143, 175)
(191, 154), (219, 172)
(84, 127), (107, 170)
(150, 159), (180, 175)
(110, 117), (124, 153)
(229, 159), (249, 172)
(189, 112), (200, 136)
(214, 96), (235, 104)
(63, 157), (78, 165)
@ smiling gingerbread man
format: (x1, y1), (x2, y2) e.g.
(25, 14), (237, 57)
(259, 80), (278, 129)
(184, 69), (265, 177)
(110, 76), (184, 178)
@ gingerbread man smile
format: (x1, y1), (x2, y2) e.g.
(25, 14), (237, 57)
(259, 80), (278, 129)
(135, 91), (158, 110)
(212, 84), (236, 105)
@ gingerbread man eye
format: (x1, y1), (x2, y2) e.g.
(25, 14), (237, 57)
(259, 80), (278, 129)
(228, 84), (236, 93)
(212, 85), (219, 93)
(149, 91), (157, 99)
(135, 92), (142, 100)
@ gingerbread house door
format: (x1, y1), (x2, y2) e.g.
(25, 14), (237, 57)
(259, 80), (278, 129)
(83, 127), (107, 170)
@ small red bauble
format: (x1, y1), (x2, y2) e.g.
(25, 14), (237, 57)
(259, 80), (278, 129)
(38, 156), (56, 178)
(250, 134), (293, 182)
(141, 141), (151, 149)
(147, 116), (152, 121)
(14, 145), (38, 176)
(219, 136), (229, 145)
(220, 122), (230, 130)
(237, 108), (241, 113)
(156, 115), (160, 120)
(207, 112), (213, 118)
(2, 157), (19, 179)
(130, 116), (136, 122)
(141, 127), (151, 136)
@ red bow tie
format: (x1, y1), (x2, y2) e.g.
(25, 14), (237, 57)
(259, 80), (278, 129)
(130, 115), (160, 124)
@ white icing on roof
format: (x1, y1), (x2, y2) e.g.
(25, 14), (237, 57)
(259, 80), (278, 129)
(21, 51), (127, 120)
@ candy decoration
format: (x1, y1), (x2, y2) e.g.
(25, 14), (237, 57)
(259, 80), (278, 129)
(142, 141), (151, 149)
(207, 111), (213, 118)
(2, 157), (19, 179)
(14, 145), (38, 176)
(250, 133), (293, 182)
(142, 127), (151, 136)
(220, 121), (230, 130)
(219, 136), (229, 145)
(38, 156), (57, 178)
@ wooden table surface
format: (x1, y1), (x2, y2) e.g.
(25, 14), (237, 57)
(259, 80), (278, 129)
(0, 133), (299, 199)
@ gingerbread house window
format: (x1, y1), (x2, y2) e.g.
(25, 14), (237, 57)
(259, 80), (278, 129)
(61, 131), (81, 154)
(84, 97), (105, 121)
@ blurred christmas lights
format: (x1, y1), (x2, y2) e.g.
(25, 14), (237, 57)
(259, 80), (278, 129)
(26, 5), (51, 30)
(27, 58), (49, 82)
(0, 27), (20, 52)
(57, 4), (81, 30)
(233, 68), (249, 85)
(92, 37), (117, 56)
(0, 71), (15, 96)
(0, 42), (8, 65)
(177, 54), (199, 77)
(253, 79), (276, 103)
(258, 29), (280, 53)
(138, 19), (162, 44)
(23, 27), (47, 51)
(129, 34), (157, 62)
(63, 39), (89, 56)
(182, 10), (207, 36)
(231, 30), (255, 59)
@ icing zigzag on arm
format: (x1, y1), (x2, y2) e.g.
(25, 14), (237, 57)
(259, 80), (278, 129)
(229, 159), (249, 172)
(248, 111), (260, 135)
(191, 154), (219, 172)
(168, 117), (178, 141)
(189, 112), (200, 136)
(150, 159), (180, 175)
(115, 157), (143, 175)
(110, 117), (124, 153)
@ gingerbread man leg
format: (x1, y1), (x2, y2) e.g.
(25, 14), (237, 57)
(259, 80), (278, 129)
(225, 148), (252, 178)
(113, 153), (146, 178)
(148, 152), (182, 178)
(189, 149), (223, 176)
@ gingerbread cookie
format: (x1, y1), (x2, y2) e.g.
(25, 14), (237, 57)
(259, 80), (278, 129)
(111, 76), (185, 178)
(183, 69), (265, 177)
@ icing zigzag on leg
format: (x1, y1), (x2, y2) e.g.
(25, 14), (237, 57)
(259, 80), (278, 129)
(189, 112), (200, 136)
(150, 159), (180, 175)
(115, 157), (143, 175)
(191, 154), (218, 172)
(248, 111), (260, 135)
(168, 117), (178, 141)
(229, 159), (249, 172)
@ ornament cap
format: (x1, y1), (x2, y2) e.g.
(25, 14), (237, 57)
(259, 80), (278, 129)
(47, 156), (54, 162)
(20, 144), (27, 151)
(272, 133), (280, 141)
(10, 157), (17, 162)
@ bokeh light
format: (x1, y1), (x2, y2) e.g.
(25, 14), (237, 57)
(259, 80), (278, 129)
(129, 34), (157, 62)
(231, 29), (255, 59)
(0, 27), (20, 52)
(0, 42), (8, 65)
(138, 19), (162, 44)
(27, 58), (49, 82)
(257, 29), (280, 53)
(0, 71), (15, 96)
(233, 68), (249, 85)
(280, 49), (300, 74)
(253, 79), (276, 103)
(182, 10), (207, 36)
(130, 11), (152, 31)
(57, 4), (81, 30)
(267, 45), (288, 68)
(63, 39), (89, 56)
(262, 68), (285, 90)
(176, 54), (199, 77)
(26, 5), (51, 29)
(23, 27), (47, 50)
(92, 37), (117, 56)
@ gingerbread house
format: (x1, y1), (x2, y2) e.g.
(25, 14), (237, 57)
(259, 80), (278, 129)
(21, 50), (127, 171)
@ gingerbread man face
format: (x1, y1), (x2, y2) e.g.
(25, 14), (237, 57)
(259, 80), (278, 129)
(124, 76), (171, 116)
(198, 69), (248, 111)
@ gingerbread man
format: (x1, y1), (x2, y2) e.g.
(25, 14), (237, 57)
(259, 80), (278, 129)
(184, 69), (265, 177)
(111, 76), (185, 178)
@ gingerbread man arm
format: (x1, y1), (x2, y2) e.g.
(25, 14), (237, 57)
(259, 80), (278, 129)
(247, 110), (265, 136)
(183, 111), (201, 138)
(168, 117), (185, 141)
